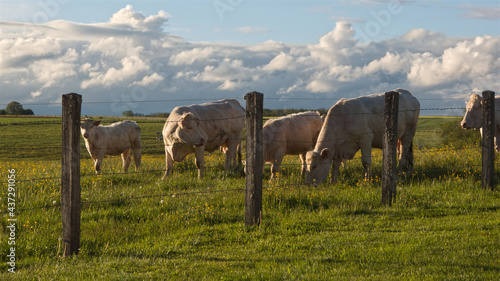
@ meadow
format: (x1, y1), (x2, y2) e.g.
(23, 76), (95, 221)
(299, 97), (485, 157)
(0, 115), (499, 280)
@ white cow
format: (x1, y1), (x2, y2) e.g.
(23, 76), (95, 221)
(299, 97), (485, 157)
(461, 93), (500, 151)
(305, 89), (420, 184)
(263, 111), (323, 181)
(80, 120), (141, 174)
(161, 99), (245, 179)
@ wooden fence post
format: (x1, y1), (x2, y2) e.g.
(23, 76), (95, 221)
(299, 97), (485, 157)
(382, 91), (399, 206)
(61, 93), (82, 256)
(245, 91), (263, 226)
(482, 90), (495, 190)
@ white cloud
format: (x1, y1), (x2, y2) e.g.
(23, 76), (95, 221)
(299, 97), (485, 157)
(0, 6), (499, 116)
(109, 5), (170, 31)
(30, 90), (42, 98)
(30, 48), (78, 88)
(194, 58), (262, 90)
(169, 47), (216, 65)
(132, 73), (165, 87)
(263, 52), (296, 72)
(407, 35), (500, 88)
(81, 56), (149, 89)
(308, 21), (358, 65)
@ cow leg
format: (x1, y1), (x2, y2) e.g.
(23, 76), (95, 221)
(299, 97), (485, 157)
(329, 158), (342, 184)
(162, 149), (174, 180)
(224, 141), (239, 170)
(132, 147), (141, 172)
(122, 148), (131, 173)
(269, 149), (285, 181)
(398, 141), (414, 174)
(299, 153), (307, 178)
(195, 146), (205, 179)
(94, 156), (104, 175)
(360, 142), (372, 181)
(397, 134), (415, 174)
(269, 159), (283, 182)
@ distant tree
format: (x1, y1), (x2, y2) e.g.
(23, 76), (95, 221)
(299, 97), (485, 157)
(147, 112), (170, 118)
(5, 101), (34, 115)
(6, 101), (23, 115)
(22, 109), (34, 115)
(0, 109), (6, 115)
(123, 110), (134, 117)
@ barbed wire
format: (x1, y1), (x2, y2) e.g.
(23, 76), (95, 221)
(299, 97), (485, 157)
(2, 92), (498, 107)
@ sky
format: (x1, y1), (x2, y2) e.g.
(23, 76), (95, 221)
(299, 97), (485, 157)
(0, 0), (499, 116)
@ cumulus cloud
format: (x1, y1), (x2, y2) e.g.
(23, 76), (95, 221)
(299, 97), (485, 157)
(109, 5), (170, 31)
(407, 36), (500, 88)
(80, 56), (149, 89)
(169, 47), (216, 65)
(0, 5), (498, 116)
(132, 73), (165, 87)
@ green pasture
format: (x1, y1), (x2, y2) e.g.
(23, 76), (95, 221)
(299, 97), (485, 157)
(0, 116), (499, 280)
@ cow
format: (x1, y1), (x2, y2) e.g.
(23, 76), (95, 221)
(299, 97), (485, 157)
(263, 111), (323, 181)
(80, 119), (141, 174)
(461, 93), (500, 151)
(305, 89), (420, 185)
(161, 99), (245, 180)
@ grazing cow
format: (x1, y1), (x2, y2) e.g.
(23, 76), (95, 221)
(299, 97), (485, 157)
(161, 99), (245, 179)
(461, 93), (500, 151)
(80, 120), (141, 174)
(305, 89), (420, 184)
(263, 111), (323, 181)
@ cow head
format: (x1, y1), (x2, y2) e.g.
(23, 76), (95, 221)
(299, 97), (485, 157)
(80, 119), (101, 139)
(305, 148), (331, 185)
(461, 94), (482, 130)
(175, 113), (206, 147)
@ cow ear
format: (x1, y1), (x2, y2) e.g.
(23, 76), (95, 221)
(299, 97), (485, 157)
(320, 148), (329, 160)
(178, 119), (186, 129)
(93, 121), (101, 126)
(178, 118), (192, 129)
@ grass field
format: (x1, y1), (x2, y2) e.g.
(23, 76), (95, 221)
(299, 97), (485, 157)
(1, 116), (499, 280)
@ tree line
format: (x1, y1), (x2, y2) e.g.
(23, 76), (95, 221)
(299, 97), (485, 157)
(0, 101), (34, 115)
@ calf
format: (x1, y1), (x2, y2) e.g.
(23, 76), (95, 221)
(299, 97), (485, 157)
(263, 111), (323, 181)
(80, 119), (141, 174)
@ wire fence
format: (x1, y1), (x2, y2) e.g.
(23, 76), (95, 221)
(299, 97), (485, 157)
(0, 95), (495, 215)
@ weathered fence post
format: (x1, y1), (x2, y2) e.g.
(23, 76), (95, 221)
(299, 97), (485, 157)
(382, 91), (399, 206)
(245, 91), (263, 226)
(482, 90), (495, 190)
(61, 93), (82, 256)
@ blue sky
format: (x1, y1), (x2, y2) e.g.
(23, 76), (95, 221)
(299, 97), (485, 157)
(0, 0), (499, 115)
(3, 0), (499, 43)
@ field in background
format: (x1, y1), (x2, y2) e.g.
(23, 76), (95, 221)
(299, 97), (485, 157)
(1, 116), (499, 280)
(0, 115), (461, 161)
